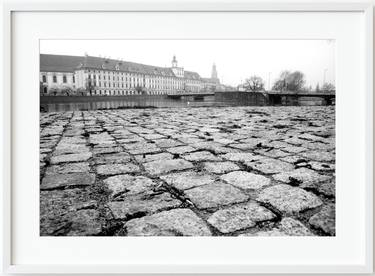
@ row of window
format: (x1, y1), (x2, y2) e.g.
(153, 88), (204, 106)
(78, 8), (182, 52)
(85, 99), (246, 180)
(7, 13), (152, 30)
(88, 75), (184, 86)
(86, 70), (200, 85)
(90, 80), (186, 90)
(86, 70), (173, 80)
(41, 72), (202, 87)
(42, 74), (74, 84)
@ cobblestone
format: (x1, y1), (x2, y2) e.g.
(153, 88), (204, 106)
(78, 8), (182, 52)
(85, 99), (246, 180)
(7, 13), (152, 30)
(143, 158), (194, 175)
(160, 171), (215, 190)
(182, 151), (222, 162)
(40, 106), (335, 236)
(104, 175), (157, 197)
(184, 182), (249, 209)
(204, 161), (240, 174)
(208, 202), (276, 233)
(309, 203), (335, 235)
(244, 217), (313, 236)
(257, 184), (323, 214)
(50, 152), (92, 164)
(45, 162), (90, 175)
(97, 163), (140, 176)
(107, 193), (182, 219)
(272, 168), (331, 188)
(125, 208), (212, 236)
(41, 172), (95, 190)
(221, 171), (271, 190)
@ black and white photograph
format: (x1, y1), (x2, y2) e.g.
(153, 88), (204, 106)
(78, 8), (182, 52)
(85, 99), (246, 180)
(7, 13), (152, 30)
(39, 39), (336, 237)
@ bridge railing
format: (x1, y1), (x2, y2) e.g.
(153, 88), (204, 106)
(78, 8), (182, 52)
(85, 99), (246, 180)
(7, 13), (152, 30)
(264, 90), (336, 95)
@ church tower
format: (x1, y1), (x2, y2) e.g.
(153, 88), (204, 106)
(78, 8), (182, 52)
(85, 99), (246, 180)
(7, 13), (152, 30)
(172, 55), (178, 68)
(211, 63), (218, 79)
(171, 55), (184, 78)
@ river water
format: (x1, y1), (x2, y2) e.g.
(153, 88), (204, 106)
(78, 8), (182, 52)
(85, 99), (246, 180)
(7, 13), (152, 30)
(40, 95), (327, 112)
(41, 96), (251, 112)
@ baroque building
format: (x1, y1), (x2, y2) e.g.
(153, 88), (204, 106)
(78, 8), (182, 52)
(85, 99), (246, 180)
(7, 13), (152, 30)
(40, 54), (221, 95)
(39, 54), (80, 94)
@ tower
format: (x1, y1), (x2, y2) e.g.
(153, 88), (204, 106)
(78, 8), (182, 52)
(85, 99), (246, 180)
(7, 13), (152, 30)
(211, 63), (218, 79)
(172, 55), (178, 68)
(171, 55), (184, 78)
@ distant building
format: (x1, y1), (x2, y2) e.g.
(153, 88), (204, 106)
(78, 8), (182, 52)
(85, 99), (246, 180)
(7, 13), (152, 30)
(202, 63), (222, 92)
(40, 54), (223, 96)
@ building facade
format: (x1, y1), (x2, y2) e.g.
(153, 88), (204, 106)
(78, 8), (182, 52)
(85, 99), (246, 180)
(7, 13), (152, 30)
(40, 54), (81, 94)
(40, 54), (221, 95)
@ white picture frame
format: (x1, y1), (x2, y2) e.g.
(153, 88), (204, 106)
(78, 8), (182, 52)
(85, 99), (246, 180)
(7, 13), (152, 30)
(1, 0), (373, 274)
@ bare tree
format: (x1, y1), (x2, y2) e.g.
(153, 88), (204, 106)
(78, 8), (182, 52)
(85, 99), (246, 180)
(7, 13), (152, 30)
(61, 85), (73, 96)
(315, 83), (320, 93)
(272, 70), (305, 92)
(322, 83), (335, 92)
(243, 76), (265, 92)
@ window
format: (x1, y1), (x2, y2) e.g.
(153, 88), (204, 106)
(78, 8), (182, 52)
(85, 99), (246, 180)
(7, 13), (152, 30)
(42, 75), (46, 82)
(73, 75), (75, 83)
(53, 75), (57, 83)
(63, 75), (67, 83)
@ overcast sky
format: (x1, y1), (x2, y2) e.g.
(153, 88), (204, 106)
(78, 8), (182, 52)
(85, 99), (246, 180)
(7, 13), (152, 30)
(40, 39), (335, 89)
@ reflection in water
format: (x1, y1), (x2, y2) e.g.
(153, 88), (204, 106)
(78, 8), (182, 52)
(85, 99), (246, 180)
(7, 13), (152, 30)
(40, 95), (328, 112)
(41, 96), (244, 112)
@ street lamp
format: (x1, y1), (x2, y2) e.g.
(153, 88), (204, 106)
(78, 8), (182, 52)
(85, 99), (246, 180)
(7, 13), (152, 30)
(323, 69), (328, 85)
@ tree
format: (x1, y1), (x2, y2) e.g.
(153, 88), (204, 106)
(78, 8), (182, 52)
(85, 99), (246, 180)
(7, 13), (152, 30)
(272, 71), (289, 91)
(85, 78), (94, 96)
(243, 76), (265, 92)
(315, 83), (320, 93)
(60, 85), (73, 96)
(39, 81), (45, 95)
(272, 70), (306, 92)
(49, 85), (59, 96)
(322, 82), (335, 91)
(135, 85), (145, 95)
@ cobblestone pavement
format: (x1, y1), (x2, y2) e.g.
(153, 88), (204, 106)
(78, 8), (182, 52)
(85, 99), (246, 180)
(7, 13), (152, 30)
(40, 106), (335, 236)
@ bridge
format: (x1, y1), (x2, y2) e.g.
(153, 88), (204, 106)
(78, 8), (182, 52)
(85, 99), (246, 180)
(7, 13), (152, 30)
(214, 90), (335, 106)
(263, 91), (336, 105)
(166, 90), (336, 105)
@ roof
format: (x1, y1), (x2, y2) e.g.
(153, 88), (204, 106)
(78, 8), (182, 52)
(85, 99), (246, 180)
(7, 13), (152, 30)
(203, 77), (220, 84)
(184, 70), (201, 80)
(40, 54), (203, 79)
(79, 56), (176, 77)
(40, 54), (84, 72)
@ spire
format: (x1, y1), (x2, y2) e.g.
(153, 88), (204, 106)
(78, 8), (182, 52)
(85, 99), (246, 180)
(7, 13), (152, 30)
(211, 63), (218, 79)
(83, 52), (89, 67)
(172, 55), (178, 67)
